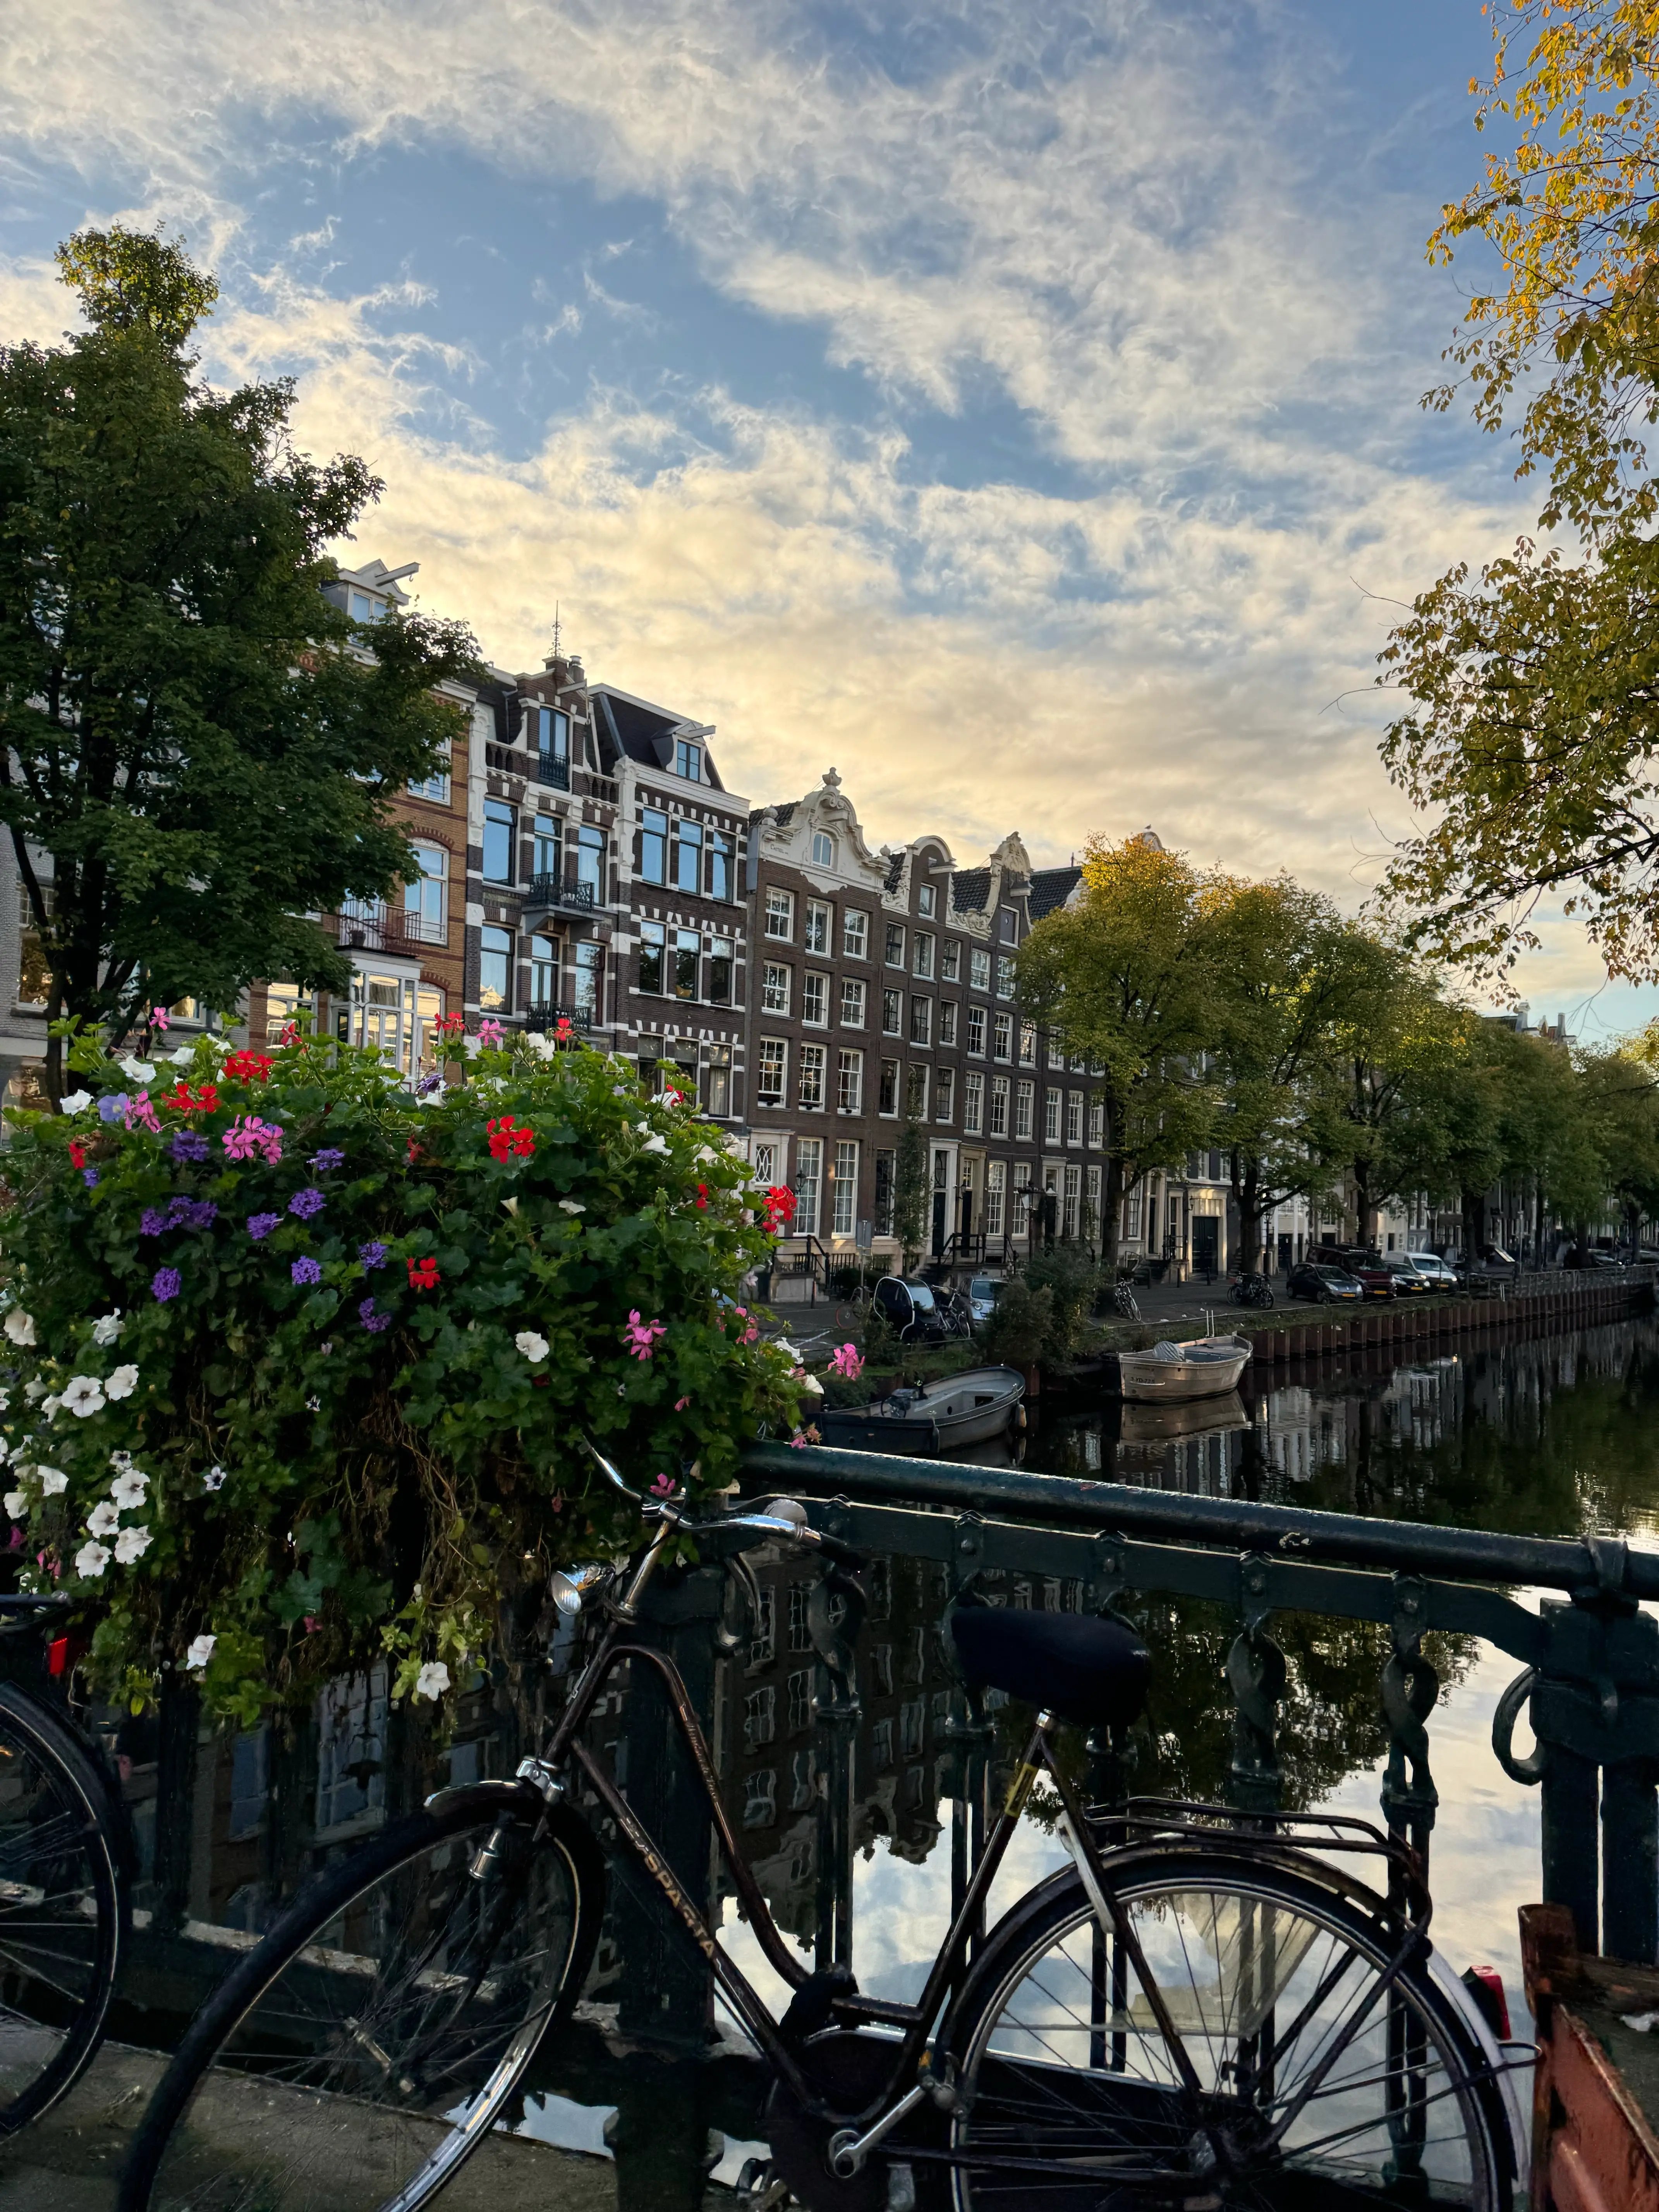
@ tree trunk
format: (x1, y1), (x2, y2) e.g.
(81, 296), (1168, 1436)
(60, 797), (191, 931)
(1352, 1158), (1375, 1249)
(1101, 1151), (1125, 1271)
(1461, 1187), (1483, 1267)
(1237, 1158), (1263, 1273)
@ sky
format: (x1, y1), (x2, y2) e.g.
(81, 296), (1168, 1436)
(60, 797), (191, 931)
(1, 0), (1646, 1037)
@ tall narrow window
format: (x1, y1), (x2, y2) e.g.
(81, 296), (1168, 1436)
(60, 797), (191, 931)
(918, 884), (937, 918)
(906, 1065), (928, 1119)
(990, 1076), (1010, 1136)
(939, 1001), (957, 1047)
(575, 824), (606, 899)
(963, 1071), (984, 1135)
(803, 973), (829, 1027)
(837, 1049), (863, 1113)
(1015, 1081), (1034, 1139)
(967, 1005), (985, 1054)
(840, 977), (866, 1027)
(641, 809), (668, 886)
(1020, 1022), (1037, 1066)
(941, 941), (961, 982)
(985, 1162), (1006, 1239)
(765, 887), (795, 939)
(882, 989), (903, 1036)
(842, 910), (868, 959)
(874, 1151), (895, 1235)
(530, 934), (558, 1012)
(574, 941), (601, 1024)
(638, 923), (665, 995)
(707, 1045), (732, 1117)
(799, 1044), (826, 1110)
(805, 900), (831, 953)
(885, 923), (905, 968)
(795, 1139), (823, 1235)
(674, 817), (702, 894)
(404, 843), (447, 942)
(994, 1013), (1013, 1061)
(482, 800), (515, 884)
(879, 1060), (900, 1115)
(756, 1039), (787, 1106)
(706, 830), (732, 902)
(914, 934), (934, 980)
(997, 955), (1017, 998)
(1089, 1097), (1105, 1147)
(675, 738), (703, 781)
(479, 926), (513, 1012)
(832, 1141), (858, 1237)
(812, 830), (835, 867)
(935, 1068), (955, 1122)
(762, 963), (791, 1015)
(533, 815), (562, 883)
(1044, 1090), (1061, 1143)
(674, 929), (699, 1000)
(909, 997), (932, 1047)
(1066, 1091), (1083, 1145)
(971, 947), (991, 992)
(706, 938), (733, 1005)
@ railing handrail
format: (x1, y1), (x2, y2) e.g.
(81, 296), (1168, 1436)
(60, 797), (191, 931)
(744, 1437), (1659, 1599)
(527, 872), (596, 910)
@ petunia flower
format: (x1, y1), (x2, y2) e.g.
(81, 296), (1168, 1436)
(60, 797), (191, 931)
(113, 1525), (151, 1565)
(118, 1058), (157, 1084)
(96, 1094), (128, 1125)
(86, 1500), (120, 1538)
(110, 1470), (148, 1510)
(38, 1468), (67, 1496)
(106, 1364), (139, 1400)
(558, 1199), (586, 1215)
(3, 1310), (36, 1348)
(414, 1659), (451, 1700)
(59, 1090), (92, 1116)
(201, 1465), (227, 1493)
(62, 1376), (105, 1418)
(515, 1331), (550, 1362)
(92, 1311), (123, 1346)
(74, 1540), (111, 1580)
(185, 1633), (216, 1670)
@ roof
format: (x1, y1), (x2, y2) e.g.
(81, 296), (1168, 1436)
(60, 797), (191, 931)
(951, 868), (991, 914)
(1027, 866), (1083, 920)
(590, 684), (725, 790)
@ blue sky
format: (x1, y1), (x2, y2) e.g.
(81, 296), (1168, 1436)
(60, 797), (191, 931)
(3, 0), (1644, 1035)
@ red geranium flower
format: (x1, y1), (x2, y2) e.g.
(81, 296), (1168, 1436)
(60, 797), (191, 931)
(487, 1115), (535, 1161)
(761, 1184), (797, 1235)
(223, 1050), (272, 1084)
(407, 1256), (441, 1291)
(695, 1182), (709, 1209)
(67, 1139), (86, 1170)
(165, 1082), (219, 1115)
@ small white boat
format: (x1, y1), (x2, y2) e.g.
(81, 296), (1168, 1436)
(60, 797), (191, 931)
(1110, 1334), (1251, 1404)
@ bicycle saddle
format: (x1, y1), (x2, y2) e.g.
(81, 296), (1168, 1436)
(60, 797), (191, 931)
(950, 1605), (1149, 1729)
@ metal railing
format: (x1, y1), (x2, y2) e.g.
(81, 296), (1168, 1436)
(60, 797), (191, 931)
(744, 1437), (1659, 1965)
(536, 753), (571, 790)
(526, 873), (597, 912)
(522, 1005), (592, 1034)
(330, 905), (440, 953)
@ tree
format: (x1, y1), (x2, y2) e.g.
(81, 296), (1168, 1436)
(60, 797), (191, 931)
(0, 227), (484, 1096)
(1017, 835), (1221, 1267)
(891, 1108), (929, 1271)
(1329, 948), (1467, 1247)
(1582, 1038), (1659, 1246)
(1377, 5), (1659, 982)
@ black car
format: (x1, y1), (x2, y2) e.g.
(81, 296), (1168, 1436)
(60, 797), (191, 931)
(873, 1276), (953, 1343)
(1286, 1261), (1366, 1305)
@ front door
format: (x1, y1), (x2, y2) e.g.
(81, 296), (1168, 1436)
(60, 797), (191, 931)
(1193, 1216), (1219, 1279)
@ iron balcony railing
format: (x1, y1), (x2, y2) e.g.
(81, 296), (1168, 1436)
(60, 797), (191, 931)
(522, 1005), (593, 1034)
(526, 874), (597, 913)
(332, 905), (441, 953)
(536, 753), (571, 790)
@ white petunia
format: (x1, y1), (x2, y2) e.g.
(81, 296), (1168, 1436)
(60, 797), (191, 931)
(201, 1465), (227, 1493)
(86, 1501), (120, 1538)
(794, 1371), (825, 1396)
(3, 1311), (36, 1348)
(62, 1376), (105, 1419)
(184, 1633), (216, 1670)
(91, 1312), (124, 1347)
(461, 1035), (483, 1059)
(110, 1470), (148, 1510)
(414, 1660), (451, 1701)
(773, 1340), (800, 1364)
(105, 1365), (139, 1401)
(170, 1045), (195, 1066)
(22, 1381), (45, 1404)
(41, 1396), (62, 1419)
(3, 1491), (25, 1519)
(37, 1468), (67, 1496)
(118, 1058), (157, 1084)
(74, 1540), (110, 1579)
(641, 1134), (669, 1156)
(58, 1090), (93, 1116)
(0, 1391), (10, 1412)
(558, 1199), (586, 1215)
(113, 1525), (151, 1565)
(515, 1331), (550, 1363)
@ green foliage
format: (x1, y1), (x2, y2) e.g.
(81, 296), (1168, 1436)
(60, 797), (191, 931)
(1023, 1245), (1101, 1363)
(0, 1025), (807, 1722)
(0, 227), (484, 1085)
(980, 1276), (1054, 1369)
(860, 1291), (902, 1369)
(892, 1113), (929, 1268)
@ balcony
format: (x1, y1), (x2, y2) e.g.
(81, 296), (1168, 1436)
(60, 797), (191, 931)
(526, 874), (597, 915)
(330, 905), (443, 955)
(535, 753), (571, 791)
(523, 1006), (593, 1035)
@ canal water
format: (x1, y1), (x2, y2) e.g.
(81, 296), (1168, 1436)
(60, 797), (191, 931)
(26, 1310), (1659, 2204)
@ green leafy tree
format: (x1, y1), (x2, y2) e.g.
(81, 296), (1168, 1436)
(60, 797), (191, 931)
(1329, 949), (1468, 1247)
(0, 227), (483, 1095)
(1018, 835), (1222, 1267)
(892, 1108), (929, 1271)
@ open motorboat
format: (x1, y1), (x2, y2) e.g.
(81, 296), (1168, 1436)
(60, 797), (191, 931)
(819, 1365), (1026, 1456)
(1108, 1333), (1252, 1403)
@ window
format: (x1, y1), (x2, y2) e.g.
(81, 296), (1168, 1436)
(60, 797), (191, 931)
(918, 883), (937, 918)
(840, 977), (866, 1027)
(812, 830), (835, 867)
(479, 926), (513, 1013)
(1049, 1036), (1066, 1069)
(752, 1140), (779, 1185)
(914, 933), (934, 979)
(1015, 1080), (1034, 1139)
(985, 1161), (1006, 1239)
(574, 940), (601, 1023)
(229, 1728), (269, 1842)
(832, 1140), (858, 1237)
(879, 1060), (900, 1115)
(1089, 1097), (1105, 1147)
(941, 940), (961, 982)
(1000, 908), (1019, 943)
(757, 1039), (787, 1106)
(765, 886), (795, 939)
(744, 1685), (775, 1748)
(803, 972), (829, 1027)
(804, 899), (831, 954)
(882, 989), (903, 1036)
(530, 934), (558, 1011)
(909, 997), (932, 1047)
(707, 1045), (732, 1117)
(964, 1071), (984, 1134)
(874, 1150), (895, 1235)
(675, 739), (703, 781)
(349, 590), (379, 624)
(534, 705), (570, 765)
(1067, 1091), (1083, 1145)
(574, 824), (606, 899)
(990, 1075), (1010, 1135)
(483, 800), (515, 884)
(799, 1044), (826, 1110)
(674, 928), (699, 1000)
(707, 938), (733, 1005)
(885, 922), (905, 967)
(1020, 1021), (1037, 1066)
(971, 947), (991, 992)
(993, 1012), (1013, 1062)
(837, 1049), (863, 1113)
(997, 955), (1017, 997)
(762, 963), (792, 1015)
(639, 922), (665, 995)
(404, 842), (447, 941)
(968, 1005), (985, 1055)
(641, 808), (668, 886)
(408, 738), (452, 804)
(795, 1139), (823, 1235)
(706, 830), (732, 902)
(1064, 1164), (1081, 1240)
(939, 1001), (958, 1047)
(673, 817), (702, 895)
(842, 909), (868, 959)
(1044, 1090), (1061, 1143)
(743, 1771), (777, 1830)
(906, 1065), (928, 1118)
(936, 1068), (955, 1122)
(533, 814), (562, 881)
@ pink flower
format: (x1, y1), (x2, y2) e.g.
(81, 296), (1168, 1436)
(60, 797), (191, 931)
(150, 1006), (170, 1030)
(674, 1395), (690, 1412)
(829, 1343), (865, 1380)
(124, 1090), (161, 1135)
(477, 1018), (504, 1046)
(223, 1115), (283, 1164)
(788, 1431), (808, 1450)
(623, 1310), (667, 1361)
(649, 1472), (678, 1498)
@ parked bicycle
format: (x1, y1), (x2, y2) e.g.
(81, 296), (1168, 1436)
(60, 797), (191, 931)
(0, 1594), (129, 2137)
(1112, 1276), (1141, 1321)
(1229, 1270), (1276, 1310)
(121, 1446), (1524, 2211)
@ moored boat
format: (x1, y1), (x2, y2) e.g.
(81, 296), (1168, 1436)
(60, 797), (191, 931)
(818, 1365), (1026, 1456)
(1109, 1334), (1252, 1403)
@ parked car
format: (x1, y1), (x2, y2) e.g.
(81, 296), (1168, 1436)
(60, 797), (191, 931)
(1309, 1246), (1396, 1300)
(1381, 1254), (1435, 1295)
(1406, 1250), (1458, 1290)
(873, 1275), (953, 1343)
(966, 1275), (1005, 1325)
(1587, 1249), (1628, 1271)
(1286, 1261), (1366, 1305)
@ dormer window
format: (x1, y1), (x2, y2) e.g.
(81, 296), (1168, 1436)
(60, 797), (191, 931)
(676, 740), (703, 782)
(349, 591), (383, 623)
(812, 830), (835, 867)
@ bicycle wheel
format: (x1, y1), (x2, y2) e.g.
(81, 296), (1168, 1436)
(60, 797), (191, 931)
(121, 1781), (603, 2212)
(0, 1678), (125, 2133)
(939, 1851), (1511, 2209)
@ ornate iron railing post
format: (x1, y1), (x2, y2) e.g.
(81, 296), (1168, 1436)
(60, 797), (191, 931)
(807, 1549), (864, 1972)
(1227, 1553), (1285, 1817)
(1380, 1572), (1440, 1881)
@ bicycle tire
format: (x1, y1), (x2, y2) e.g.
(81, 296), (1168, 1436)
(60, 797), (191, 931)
(0, 1678), (126, 2135)
(936, 1848), (1511, 2209)
(120, 1779), (604, 2212)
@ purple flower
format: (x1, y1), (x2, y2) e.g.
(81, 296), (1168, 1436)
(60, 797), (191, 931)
(97, 1095), (128, 1126)
(311, 1149), (345, 1173)
(415, 1072), (443, 1097)
(151, 1267), (182, 1303)
(358, 1296), (390, 1334)
(289, 1188), (325, 1220)
(183, 1199), (218, 1229)
(359, 1241), (388, 1271)
(168, 1130), (210, 1164)
(81, 1168), (99, 1188)
(247, 1212), (281, 1241)
(140, 1207), (168, 1237)
(290, 1256), (322, 1287)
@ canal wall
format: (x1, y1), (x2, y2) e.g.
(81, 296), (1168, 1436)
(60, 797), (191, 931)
(1241, 1266), (1656, 1368)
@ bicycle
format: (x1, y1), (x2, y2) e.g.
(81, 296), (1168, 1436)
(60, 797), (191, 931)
(120, 1446), (1524, 2212)
(0, 1593), (129, 2136)
(1112, 1278), (1141, 1321)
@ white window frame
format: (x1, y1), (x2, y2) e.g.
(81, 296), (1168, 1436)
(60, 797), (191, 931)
(963, 1070), (984, 1135)
(804, 898), (832, 954)
(832, 1140), (858, 1237)
(795, 1138), (823, 1235)
(837, 1048), (863, 1114)
(764, 887), (795, 940)
(802, 971), (830, 1027)
(842, 909), (868, 959)
(799, 1043), (826, 1110)
(756, 1038), (788, 1107)
(1015, 1080), (1034, 1140)
(762, 962), (792, 1016)
(840, 976), (866, 1027)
